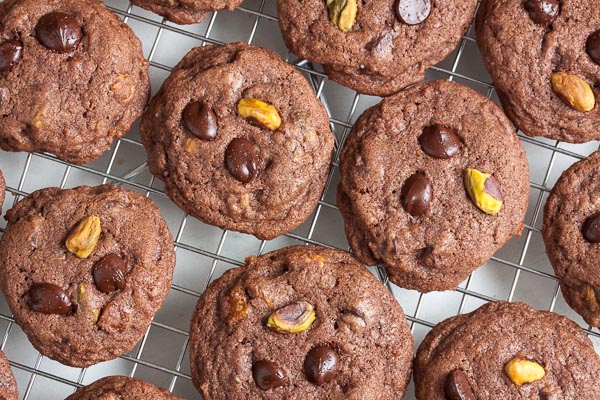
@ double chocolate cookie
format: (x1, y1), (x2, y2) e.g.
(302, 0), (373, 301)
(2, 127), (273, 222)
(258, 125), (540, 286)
(0, 184), (175, 367)
(543, 151), (600, 327)
(414, 301), (600, 399)
(189, 245), (413, 399)
(476, 0), (600, 143)
(0, 0), (150, 164)
(66, 376), (182, 399)
(130, 0), (243, 25)
(141, 43), (334, 240)
(0, 350), (17, 400)
(338, 80), (529, 292)
(277, 0), (477, 96)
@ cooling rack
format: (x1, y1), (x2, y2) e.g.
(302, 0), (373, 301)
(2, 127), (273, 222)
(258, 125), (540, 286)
(0, 0), (599, 398)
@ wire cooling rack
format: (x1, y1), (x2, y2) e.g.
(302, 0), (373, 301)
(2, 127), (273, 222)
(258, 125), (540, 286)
(1, 0), (600, 398)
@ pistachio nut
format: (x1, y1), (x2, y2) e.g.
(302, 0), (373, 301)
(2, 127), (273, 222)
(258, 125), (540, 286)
(551, 72), (595, 112)
(267, 300), (316, 333)
(237, 98), (281, 130)
(326, 0), (357, 32)
(504, 356), (545, 386)
(66, 215), (101, 259)
(464, 168), (503, 215)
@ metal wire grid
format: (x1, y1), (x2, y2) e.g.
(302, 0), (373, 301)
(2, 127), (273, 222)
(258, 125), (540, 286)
(0, 0), (598, 398)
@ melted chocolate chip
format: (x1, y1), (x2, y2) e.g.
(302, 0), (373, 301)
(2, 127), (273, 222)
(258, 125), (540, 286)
(401, 172), (432, 216)
(183, 101), (218, 141)
(583, 213), (600, 243)
(0, 40), (22, 72)
(393, 0), (431, 25)
(225, 138), (258, 183)
(304, 346), (338, 386)
(586, 30), (600, 65)
(419, 125), (461, 159)
(252, 360), (286, 390)
(36, 12), (82, 53)
(27, 283), (72, 315)
(523, 0), (560, 25)
(445, 369), (476, 400)
(93, 253), (128, 294)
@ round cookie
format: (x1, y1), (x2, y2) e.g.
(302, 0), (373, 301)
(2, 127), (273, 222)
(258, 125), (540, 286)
(189, 245), (413, 399)
(542, 151), (600, 327)
(277, 0), (477, 96)
(66, 376), (182, 399)
(130, 0), (243, 25)
(414, 301), (600, 399)
(0, 350), (17, 400)
(141, 43), (334, 240)
(0, 184), (175, 367)
(476, 0), (600, 143)
(337, 80), (529, 292)
(0, 0), (150, 164)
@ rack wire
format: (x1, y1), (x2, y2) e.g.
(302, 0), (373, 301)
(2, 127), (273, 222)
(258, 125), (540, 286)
(0, 0), (599, 398)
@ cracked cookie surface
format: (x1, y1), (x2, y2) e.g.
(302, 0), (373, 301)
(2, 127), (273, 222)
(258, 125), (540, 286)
(66, 376), (182, 399)
(0, 184), (175, 367)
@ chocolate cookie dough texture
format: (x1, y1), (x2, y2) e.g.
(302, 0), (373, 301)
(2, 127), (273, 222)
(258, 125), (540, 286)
(141, 43), (334, 240)
(130, 0), (244, 25)
(189, 245), (413, 399)
(0, 185), (175, 367)
(476, 0), (600, 143)
(66, 376), (183, 399)
(0, 350), (17, 400)
(542, 151), (600, 327)
(0, 0), (150, 164)
(414, 301), (600, 399)
(277, 0), (477, 96)
(338, 80), (529, 292)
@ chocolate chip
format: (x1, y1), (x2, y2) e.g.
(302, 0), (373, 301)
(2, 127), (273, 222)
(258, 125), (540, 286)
(225, 138), (258, 183)
(0, 40), (22, 72)
(445, 369), (476, 400)
(393, 0), (431, 25)
(252, 360), (286, 390)
(418, 124), (461, 159)
(586, 30), (600, 65)
(183, 101), (218, 141)
(27, 283), (72, 315)
(401, 172), (432, 216)
(523, 0), (560, 25)
(304, 346), (338, 386)
(36, 12), (82, 53)
(582, 212), (600, 243)
(93, 253), (128, 294)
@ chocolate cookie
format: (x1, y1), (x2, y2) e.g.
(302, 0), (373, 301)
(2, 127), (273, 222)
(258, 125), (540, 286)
(0, 350), (17, 400)
(66, 376), (182, 399)
(476, 0), (600, 143)
(141, 43), (334, 240)
(130, 0), (243, 25)
(277, 0), (477, 96)
(414, 301), (600, 399)
(0, 0), (150, 164)
(542, 151), (600, 327)
(0, 169), (5, 213)
(338, 80), (529, 292)
(0, 184), (175, 367)
(189, 245), (413, 399)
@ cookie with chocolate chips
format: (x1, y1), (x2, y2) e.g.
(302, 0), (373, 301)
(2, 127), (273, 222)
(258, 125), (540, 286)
(0, 184), (175, 367)
(414, 301), (600, 399)
(141, 43), (334, 240)
(130, 0), (243, 25)
(189, 245), (413, 399)
(337, 80), (529, 292)
(476, 0), (600, 143)
(277, 0), (477, 96)
(542, 151), (600, 327)
(66, 376), (182, 399)
(0, 0), (150, 164)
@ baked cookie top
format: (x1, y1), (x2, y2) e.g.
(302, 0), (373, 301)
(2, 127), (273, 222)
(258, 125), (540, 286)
(277, 0), (477, 96)
(338, 80), (529, 292)
(0, 184), (175, 367)
(543, 151), (600, 327)
(130, 0), (243, 24)
(189, 245), (413, 400)
(66, 376), (182, 399)
(414, 301), (600, 399)
(141, 43), (334, 240)
(476, 0), (600, 143)
(0, 350), (17, 400)
(0, 0), (150, 164)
